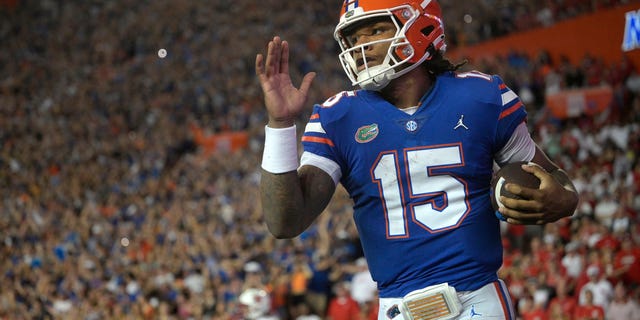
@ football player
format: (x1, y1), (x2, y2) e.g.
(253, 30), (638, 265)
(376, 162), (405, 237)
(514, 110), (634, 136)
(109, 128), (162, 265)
(255, 0), (579, 319)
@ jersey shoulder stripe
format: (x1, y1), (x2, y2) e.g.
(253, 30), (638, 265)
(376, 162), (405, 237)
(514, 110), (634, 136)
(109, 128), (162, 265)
(500, 87), (518, 105)
(302, 111), (335, 147)
(499, 101), (524, 120)
(457, 73), (527, 120)
(301, 135), (335, 147)
(494, 77), (524, 112)
(304, 122), (325, 134)
(302, 90), (363, 140)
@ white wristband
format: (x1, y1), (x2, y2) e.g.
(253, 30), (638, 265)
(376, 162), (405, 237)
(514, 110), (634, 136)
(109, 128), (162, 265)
(261, 125), (299, 173)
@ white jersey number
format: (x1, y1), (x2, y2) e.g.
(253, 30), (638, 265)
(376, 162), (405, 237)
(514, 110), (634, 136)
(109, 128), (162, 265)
(372, 144), (469, 238)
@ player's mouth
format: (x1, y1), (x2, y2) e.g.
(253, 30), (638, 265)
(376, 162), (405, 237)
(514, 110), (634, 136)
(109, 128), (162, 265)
(357, 57), (376, 71)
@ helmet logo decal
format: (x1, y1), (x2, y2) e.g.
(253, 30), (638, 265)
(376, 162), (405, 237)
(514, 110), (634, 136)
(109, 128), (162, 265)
(355, 123), (379, 143)
(345, 0), (359, 11)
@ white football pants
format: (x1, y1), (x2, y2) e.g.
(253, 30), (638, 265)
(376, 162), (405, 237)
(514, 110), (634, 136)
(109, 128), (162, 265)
(378, 279), (516, 320)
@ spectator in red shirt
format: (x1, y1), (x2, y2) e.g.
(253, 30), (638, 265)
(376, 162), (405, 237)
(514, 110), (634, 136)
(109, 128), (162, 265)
(614, 236), (640, 286)
(574, 289), (605, 320)
(547, 303), (570, 320)
(365, 293), (379, 320)
(531, 236), (553, 263)
(543, 259), (567, 289)
(547, 277), (577, 319)
(519, 295), (549, 320)
(326, 282), (360, 320)
(593, 226), (620, 251)
(578, 265), (613, 310)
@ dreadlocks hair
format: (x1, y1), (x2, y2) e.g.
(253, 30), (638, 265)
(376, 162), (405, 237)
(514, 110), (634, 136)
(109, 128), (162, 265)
(423, 49), (467, 77)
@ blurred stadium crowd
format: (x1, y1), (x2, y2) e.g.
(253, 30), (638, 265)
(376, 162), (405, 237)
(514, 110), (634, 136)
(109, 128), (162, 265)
(1, 0), (639, 319)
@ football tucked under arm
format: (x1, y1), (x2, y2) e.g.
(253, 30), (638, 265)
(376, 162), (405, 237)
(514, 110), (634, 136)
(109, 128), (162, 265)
(490, 161), (541, 220)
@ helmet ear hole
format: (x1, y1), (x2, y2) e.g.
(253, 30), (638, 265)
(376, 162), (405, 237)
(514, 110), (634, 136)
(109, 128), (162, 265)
(421, 25), (435, 37)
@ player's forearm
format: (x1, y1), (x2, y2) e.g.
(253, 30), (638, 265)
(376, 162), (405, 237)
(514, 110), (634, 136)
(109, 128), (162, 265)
(260, 166), (336, 238)
(260, 170), (310, 238)
(549, 167), (579, 218)
(260, 123), (334, 237)
(259, 123), (309, 238)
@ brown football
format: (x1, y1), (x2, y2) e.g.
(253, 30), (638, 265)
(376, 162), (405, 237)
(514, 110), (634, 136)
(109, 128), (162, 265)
(490, 161), (541, 213)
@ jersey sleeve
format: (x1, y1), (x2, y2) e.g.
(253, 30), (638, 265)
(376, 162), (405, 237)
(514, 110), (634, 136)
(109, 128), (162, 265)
(300, 104), (343, 185)
(494, 122), (536, 166)
(492, 75), (528, 154)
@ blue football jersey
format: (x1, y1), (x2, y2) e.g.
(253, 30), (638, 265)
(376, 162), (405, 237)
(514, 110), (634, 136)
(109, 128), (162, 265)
(301, 71), (527, 298)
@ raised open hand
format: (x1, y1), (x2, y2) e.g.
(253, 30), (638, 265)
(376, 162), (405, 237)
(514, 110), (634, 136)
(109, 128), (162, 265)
(255, 36), (316, 128)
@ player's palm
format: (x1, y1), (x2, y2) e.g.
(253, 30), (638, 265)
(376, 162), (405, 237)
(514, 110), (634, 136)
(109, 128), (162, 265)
(261, 72), (306, 120)
(256, 36), (316, 125)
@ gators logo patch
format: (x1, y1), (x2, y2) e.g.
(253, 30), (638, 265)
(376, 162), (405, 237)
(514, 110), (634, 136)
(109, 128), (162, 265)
(355, 123), (379, 143)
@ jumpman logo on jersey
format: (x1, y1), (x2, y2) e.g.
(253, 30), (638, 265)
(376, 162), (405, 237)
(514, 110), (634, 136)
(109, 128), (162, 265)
(454, 115), (468, 130)
(470, 305), (482, 318)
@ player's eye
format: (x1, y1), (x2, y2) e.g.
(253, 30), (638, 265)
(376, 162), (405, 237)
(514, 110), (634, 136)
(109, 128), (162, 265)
(346, 28), (383, 46)
(372, 27), (385, 35)
(346, 34), (359, 46)
(343, 20), (395, 47)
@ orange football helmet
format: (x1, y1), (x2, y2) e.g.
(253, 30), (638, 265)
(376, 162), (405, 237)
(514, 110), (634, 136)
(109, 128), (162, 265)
(334, 0), (446, 90)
